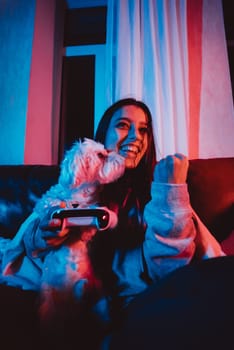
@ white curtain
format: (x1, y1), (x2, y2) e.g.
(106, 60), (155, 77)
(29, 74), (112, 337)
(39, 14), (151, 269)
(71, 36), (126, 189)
(105, 0), (234, 160)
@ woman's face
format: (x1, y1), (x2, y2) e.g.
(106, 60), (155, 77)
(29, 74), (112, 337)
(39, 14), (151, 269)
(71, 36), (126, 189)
(104, 105), (149, 169)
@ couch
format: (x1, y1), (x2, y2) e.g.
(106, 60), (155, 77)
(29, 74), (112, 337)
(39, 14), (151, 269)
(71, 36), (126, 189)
(0, 158), (233, 251)
(0, 158), (233, 349)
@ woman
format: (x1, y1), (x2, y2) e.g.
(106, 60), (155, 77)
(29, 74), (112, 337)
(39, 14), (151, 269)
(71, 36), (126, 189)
(0, 98), (224, 348)
(90, 98), (224, 324)
(92, 98), (225, 347)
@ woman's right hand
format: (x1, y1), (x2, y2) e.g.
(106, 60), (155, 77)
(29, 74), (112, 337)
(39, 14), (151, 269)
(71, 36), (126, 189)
(39, 207), (69, 245)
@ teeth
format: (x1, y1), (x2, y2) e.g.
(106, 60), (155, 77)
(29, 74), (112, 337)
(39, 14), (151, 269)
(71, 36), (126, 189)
(121, 145), (139, 153)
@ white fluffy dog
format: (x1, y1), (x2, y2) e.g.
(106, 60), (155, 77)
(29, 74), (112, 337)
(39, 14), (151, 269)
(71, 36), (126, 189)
(36, 138), (125, 322)
(35, 137), (125, 212)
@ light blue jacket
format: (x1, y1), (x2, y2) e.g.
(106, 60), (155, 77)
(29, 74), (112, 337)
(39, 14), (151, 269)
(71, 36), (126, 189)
(0, 182), (224, 301)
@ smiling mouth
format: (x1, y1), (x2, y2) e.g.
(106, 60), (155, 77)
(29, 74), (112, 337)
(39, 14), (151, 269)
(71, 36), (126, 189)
(119, 145), (140, 158)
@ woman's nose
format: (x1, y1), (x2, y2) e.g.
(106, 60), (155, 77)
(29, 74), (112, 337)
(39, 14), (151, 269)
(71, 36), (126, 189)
(128, 125), (141, 140)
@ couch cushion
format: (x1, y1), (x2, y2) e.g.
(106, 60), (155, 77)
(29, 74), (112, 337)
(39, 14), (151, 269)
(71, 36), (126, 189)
(187, 158), (234, 243)
(0, 158), (233, 246)
(0, 165), (59, 238)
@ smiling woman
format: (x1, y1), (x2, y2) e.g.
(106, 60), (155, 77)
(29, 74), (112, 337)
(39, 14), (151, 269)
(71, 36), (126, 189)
(91, 98), (225, 347)
(104, 105), (149, 169)
(95, 98), (156, 175)
(0, 98), (225, 349)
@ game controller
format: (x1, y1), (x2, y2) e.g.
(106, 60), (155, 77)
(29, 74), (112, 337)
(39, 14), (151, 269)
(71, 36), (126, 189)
(51, 207), (118, 231)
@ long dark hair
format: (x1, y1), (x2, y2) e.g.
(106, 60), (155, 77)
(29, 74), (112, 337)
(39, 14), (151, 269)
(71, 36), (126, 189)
(94, 98), (157, 244)
(91, 99), (157, 289)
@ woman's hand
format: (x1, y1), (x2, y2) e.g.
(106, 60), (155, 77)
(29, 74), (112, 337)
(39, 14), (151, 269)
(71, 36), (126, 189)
(38, 207), (69, 246)
(154, 153), (189, 184)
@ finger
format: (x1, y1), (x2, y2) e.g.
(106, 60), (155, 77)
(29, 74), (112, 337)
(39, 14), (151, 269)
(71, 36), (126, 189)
(49, 218), (62, 226)
(174, 153), (187, 160)
(46, 235), (68, 246)
(165, 155), (175, 165)
(40, 218), (62, 230)
(57, 227), (69, 237)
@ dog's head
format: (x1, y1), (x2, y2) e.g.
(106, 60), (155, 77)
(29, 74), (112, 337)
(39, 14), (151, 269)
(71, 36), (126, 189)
(59, 138), (125, 190)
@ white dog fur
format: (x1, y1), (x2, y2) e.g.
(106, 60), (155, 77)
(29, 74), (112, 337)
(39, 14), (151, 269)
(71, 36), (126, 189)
(35, 138), (125, 212)
(37, 138), (125, 322)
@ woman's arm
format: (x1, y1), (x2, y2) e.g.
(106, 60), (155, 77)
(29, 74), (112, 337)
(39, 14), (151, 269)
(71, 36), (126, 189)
(23, 206), (66, 258)
(143, 154), (224, 282)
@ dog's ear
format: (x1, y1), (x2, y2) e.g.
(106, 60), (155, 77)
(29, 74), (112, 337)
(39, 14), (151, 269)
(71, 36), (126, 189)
(83, 138), (106, 154)
(58, 141), (83, 187)
(98, 151), (125, 184)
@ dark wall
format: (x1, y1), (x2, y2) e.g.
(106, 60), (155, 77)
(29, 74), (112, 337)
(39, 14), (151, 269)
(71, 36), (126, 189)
(58, 6), (107, 161)
(59, 55), (95, 161)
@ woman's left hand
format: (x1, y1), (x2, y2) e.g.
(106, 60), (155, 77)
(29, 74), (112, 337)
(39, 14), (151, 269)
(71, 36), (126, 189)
(154, 153), (189, 184)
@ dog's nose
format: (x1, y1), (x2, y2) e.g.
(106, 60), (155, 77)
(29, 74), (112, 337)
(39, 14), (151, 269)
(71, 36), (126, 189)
(97, 152), (106, 159)
(72, 202), (79, 208)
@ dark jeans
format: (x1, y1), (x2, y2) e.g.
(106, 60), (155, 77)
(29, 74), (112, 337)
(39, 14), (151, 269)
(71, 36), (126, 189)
(109, 256), (234, 350)
(0, 285), (39, 349)
(0, 284), (106, 350)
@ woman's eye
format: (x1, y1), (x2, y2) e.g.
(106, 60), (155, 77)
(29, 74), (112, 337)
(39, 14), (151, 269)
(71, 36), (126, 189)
(139, 127), (148, 135)
(116, 121), (129, 129)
